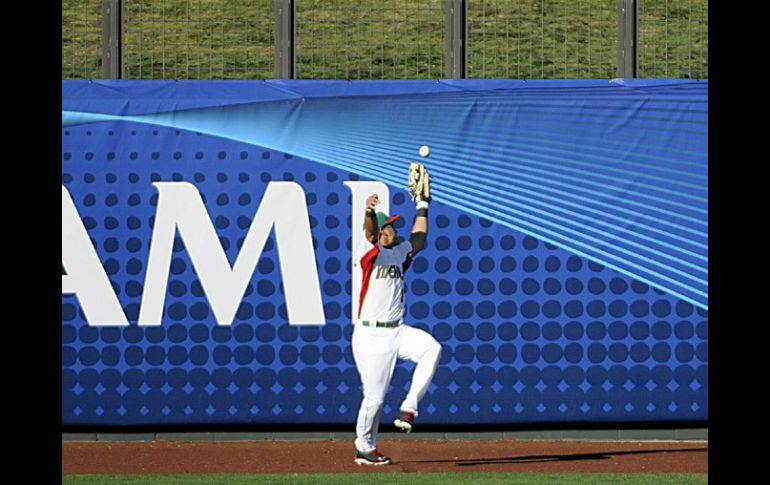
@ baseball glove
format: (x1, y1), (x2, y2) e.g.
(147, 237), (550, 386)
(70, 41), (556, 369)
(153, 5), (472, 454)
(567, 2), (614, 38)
(408, 162), (431, 203)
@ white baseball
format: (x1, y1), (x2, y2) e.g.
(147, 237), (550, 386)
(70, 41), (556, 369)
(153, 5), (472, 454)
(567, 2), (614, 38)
(419, 145), (431, 158)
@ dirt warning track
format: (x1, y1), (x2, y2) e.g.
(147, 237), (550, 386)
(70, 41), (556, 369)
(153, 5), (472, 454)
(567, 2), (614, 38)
(63, 439), (708, 475)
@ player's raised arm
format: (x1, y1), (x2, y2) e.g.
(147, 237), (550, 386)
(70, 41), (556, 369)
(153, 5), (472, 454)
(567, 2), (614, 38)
(364, 194), (380, 245)
(408, 162), (431, 256)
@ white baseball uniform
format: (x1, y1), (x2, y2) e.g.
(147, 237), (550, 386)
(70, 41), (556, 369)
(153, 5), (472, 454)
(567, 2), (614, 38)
(352, 236), (442, 454)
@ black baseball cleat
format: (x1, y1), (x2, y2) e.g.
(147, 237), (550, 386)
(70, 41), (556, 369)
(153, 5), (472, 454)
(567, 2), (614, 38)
(354, 448), (392, 466)
(394, 410), (415, 432)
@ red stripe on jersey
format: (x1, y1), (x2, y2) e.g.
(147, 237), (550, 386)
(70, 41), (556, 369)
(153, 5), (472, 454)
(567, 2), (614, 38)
(358, 245), (381, 319)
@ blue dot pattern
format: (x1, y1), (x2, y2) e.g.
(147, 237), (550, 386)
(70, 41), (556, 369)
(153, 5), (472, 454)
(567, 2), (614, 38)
(62, 123), (707, 425)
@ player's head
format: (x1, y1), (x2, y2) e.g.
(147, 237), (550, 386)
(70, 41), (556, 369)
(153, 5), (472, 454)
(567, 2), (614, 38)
(376, 211), (400, 248)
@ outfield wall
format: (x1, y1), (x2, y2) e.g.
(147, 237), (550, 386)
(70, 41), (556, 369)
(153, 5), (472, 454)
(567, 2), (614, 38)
(62, 80), (708, 426)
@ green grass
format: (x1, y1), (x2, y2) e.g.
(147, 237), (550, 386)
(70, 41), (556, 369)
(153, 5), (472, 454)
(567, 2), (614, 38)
(63, 473), (708, 485)
(62, 0), (706, 80)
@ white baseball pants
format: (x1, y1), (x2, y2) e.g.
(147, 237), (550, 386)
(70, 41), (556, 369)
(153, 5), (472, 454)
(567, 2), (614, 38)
(352, 323), (442, 453)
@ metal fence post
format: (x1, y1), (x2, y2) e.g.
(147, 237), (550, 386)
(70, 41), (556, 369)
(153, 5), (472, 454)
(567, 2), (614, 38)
(102, 0), (124, 79)
(275, 0), (296, 79)
(444, 0), (467, 78)
(617, 0), (639, 78)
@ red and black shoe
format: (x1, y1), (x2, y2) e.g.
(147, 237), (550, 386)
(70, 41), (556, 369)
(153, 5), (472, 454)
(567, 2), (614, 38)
(354, 448), (392, 466)
(394, 410), (415, 432)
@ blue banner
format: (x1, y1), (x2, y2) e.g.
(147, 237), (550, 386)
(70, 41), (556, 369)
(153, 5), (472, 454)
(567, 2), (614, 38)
(62, 80), (707, 426)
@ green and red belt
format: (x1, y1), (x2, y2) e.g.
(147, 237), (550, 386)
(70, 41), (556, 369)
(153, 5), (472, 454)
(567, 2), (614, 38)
(361, 320), (400, 328)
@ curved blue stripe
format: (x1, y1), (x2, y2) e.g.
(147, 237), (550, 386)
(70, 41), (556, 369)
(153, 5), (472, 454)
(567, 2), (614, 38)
(62, 111), (123, 126)
(405, 122), (706, 166)
(315, 125), (708, 220)
(303, 125), (707, 228)
(368, 103), (707, 165)
(335, 117), (708, 188)
(307, 139), (708, 284)
(310, 133), (708, 255)
(300, 137), (708, 280)
(333, 122), (708, 198)
(302, 143), (709, 306)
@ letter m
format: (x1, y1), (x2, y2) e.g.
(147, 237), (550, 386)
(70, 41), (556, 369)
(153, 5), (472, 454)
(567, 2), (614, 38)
(139, 181), (324, 326)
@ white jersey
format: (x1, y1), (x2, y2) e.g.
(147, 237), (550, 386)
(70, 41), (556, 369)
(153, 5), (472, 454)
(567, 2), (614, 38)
(354, 237), (414, 322)
(351, 230), (441, 455)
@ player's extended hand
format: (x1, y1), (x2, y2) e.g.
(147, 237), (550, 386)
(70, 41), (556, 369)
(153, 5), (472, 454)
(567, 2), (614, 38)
(366, 194), (379, 213)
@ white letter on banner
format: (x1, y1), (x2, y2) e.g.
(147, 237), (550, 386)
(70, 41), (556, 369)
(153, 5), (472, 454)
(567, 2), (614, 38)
(343, 181), (390, 322)
(61, 186), (129, 326)
(139, 181), (325, 326)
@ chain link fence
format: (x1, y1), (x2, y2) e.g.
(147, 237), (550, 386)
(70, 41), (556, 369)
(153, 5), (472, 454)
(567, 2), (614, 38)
(467, 0), (617, 79)
(123, 0), (274, 80)
(296, 0), (444, 80)
(62, 0), (707, 80)
(62, 0), (103, 80)
(639, 0), (707, 78)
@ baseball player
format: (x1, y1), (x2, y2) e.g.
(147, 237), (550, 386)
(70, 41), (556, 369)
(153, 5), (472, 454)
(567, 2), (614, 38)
(351, 163), (441, 466)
